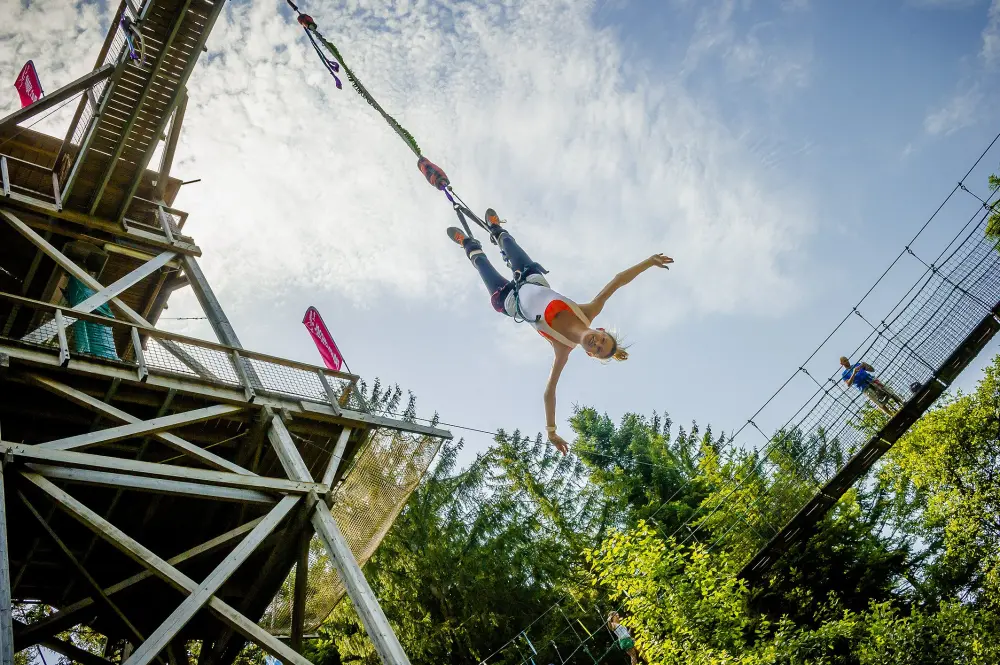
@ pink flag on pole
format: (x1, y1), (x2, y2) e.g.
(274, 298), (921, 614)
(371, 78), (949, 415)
(302, 306), (345, 372)
(14, 61), (43, 108)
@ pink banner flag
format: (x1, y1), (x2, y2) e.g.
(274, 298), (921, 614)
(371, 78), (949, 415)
(302, 306), (345, 372)
(14, 61), (43, 108)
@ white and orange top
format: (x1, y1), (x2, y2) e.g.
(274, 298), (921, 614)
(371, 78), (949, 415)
(502, 274), (591, 348)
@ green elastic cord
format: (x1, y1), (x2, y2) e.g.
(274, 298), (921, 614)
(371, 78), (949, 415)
(311, 30), (421, 157)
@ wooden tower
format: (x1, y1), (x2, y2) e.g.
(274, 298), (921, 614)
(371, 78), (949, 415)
(0, 3), (449, 665)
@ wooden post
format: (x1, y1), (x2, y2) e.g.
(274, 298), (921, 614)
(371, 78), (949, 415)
(317, 371), (342, 416)
(321, 428), (352, 488)
(156, 207), (175, 244)
(51, 172), (63, 211)
(267, 416), (412, 665)
(131, 327), (148, 382)
(231, 351), (256, 403)
(54, 309), (70, 367)
(0, 462), (13, 665)
(290, 531), (310, 654)
(1, 157), (9, 198)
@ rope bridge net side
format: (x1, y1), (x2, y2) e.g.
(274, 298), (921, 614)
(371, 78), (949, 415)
(699, 197), (1000, 563)
(261, 426), (444, 634)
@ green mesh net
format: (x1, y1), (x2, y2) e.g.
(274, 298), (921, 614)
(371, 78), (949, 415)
(261, 425), (443, 634)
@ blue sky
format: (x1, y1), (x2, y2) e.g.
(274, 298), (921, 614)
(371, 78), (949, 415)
(3, 0), (1000, 466)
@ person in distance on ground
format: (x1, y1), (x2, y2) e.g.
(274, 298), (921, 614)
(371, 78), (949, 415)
(448, 208), (672, 455)
(607, 612), (640, 665)
(839, 356), (904, 417)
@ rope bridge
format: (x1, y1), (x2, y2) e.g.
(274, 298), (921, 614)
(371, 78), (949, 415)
(674, 142), (1000, 582)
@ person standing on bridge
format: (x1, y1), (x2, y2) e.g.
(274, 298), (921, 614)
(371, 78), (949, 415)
(839, 357), (904, 417)
(447, 208), (672, 455)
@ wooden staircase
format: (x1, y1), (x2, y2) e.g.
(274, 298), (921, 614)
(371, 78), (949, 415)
(58, 0), (224, 222)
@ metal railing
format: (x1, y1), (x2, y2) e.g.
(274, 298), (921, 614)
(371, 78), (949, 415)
(0, 291), (368, 413)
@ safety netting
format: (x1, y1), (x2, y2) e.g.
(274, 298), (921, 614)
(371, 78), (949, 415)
(260, 425), (444, 634)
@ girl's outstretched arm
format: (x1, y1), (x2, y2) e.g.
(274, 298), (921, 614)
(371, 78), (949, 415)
(580, 253), (673, 321)
(545, 343), (572, 454)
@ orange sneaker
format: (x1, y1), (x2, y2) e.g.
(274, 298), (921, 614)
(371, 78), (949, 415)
(446, 226), (467, 246)
(484, 208), (505, 227)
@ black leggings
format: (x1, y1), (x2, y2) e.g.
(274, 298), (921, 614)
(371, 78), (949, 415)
(465, 225), (545, 313)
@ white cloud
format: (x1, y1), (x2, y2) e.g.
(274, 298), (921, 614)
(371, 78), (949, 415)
(0, 0), (109, 132)
(924, 85), (984, 136)
(3, 0), (813, 343)
(682, 0), (811, 91)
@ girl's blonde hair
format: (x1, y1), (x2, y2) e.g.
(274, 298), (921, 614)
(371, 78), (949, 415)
(597, 327), (630, 364)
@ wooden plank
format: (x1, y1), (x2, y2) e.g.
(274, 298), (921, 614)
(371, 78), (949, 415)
(2, 443), (324, 496)
(1, 156), (9, 198)
(39, 403), (243, 451)
(0, 65), (114, 135)
(26, 464), (274, 504)
(123, 496), (300, 665)
(20, 473), (315, 665)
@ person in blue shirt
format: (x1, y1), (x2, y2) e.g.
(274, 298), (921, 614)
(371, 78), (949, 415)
(839, 356), (904, 416)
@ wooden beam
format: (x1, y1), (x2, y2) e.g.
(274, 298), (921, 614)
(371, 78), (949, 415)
(21, 250), (177, 344)
(53, 309), (70, 367)
(155, 92), (187, 202)
(27, 465), (274, 504)
(0, 467), (13, 665)
(28, 374), (252, 474)
(0, 65), (114, 135)
(267, 417), (412, 665)
(1, 210), (215, 379)
(21, 473), (314, 665)
(131, 327), (148, 382)
(51, 172), (62, 211)
(0, 157), (8, 198)
(321, 427), (352, 488)
(2, 192), (201, 255)
(14, 517), (267, 650)
(39, 404), (243, 451)
(123, 496), (300, 665)
(290, 531), (309, 654)
(1, 443), (325, 496)
(317, 371), (342, 417)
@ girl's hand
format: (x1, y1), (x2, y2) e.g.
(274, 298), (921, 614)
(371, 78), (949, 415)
(549, 433), (570, 455)
(646, 253), (673, 269)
